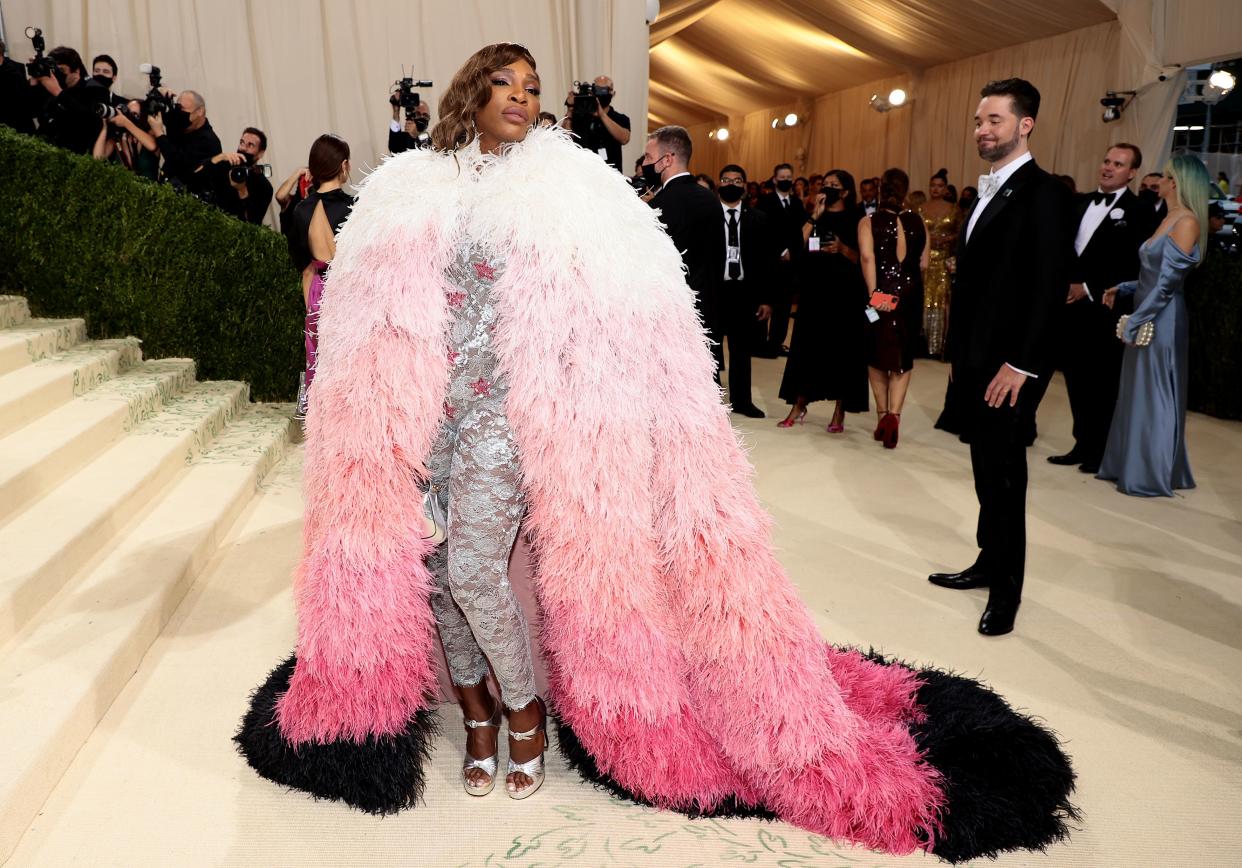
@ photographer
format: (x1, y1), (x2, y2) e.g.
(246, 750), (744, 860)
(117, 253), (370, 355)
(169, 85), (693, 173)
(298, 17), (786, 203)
(0, 39), (36, 134)
(90, 54), (124, 106)
(561, 75), (630, 172)
(204, 127), (274, 224)
(92, 98), (160, 180)
(29, 45), (108, 154)
(388, 99), (431, 154)
(148, 89), (221, 193)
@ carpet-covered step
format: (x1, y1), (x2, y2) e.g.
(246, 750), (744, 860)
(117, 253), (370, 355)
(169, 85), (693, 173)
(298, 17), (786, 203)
(0, 317), (87, 377)
(0, 337), (141, 441)
(0, 380), (248, 647)
(0, 358), (196, 526)
(0, 295), (30, 329)
(0, 405), (292, 863)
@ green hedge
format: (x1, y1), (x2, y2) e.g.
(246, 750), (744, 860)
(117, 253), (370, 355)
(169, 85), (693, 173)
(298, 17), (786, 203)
(1186, 249), (1242, 420)
(0, 125), (303, 401)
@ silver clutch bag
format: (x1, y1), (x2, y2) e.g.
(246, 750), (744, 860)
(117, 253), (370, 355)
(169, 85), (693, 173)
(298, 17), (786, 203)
(422, 486), (447, 545)
(1117, 314), (1154, 347)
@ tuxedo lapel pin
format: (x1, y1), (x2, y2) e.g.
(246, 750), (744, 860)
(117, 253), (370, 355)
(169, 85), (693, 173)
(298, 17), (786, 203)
(1002, 189), (1013, 198)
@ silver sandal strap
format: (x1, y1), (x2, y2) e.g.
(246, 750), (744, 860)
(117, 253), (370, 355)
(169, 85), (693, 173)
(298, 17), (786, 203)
(464, 754), (498, 776)
(507, 755), (544, 776)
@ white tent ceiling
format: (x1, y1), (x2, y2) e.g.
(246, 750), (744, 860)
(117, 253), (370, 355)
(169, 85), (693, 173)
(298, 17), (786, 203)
(648, 0), (1118, 127)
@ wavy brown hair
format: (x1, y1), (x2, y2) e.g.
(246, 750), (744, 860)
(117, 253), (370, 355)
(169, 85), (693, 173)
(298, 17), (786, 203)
(431, 43), (538, 152)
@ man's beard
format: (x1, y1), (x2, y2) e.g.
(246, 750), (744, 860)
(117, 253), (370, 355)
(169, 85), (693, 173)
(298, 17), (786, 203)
(978, 130), (1020, 162)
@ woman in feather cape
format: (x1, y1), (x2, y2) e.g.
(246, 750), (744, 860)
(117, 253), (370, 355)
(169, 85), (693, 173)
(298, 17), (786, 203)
(236, 43), (1077, 862)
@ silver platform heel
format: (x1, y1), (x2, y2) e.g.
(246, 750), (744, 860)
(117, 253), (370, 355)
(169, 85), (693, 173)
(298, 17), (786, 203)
(462, 702), (502, 796)
(505, 696), (547, 800)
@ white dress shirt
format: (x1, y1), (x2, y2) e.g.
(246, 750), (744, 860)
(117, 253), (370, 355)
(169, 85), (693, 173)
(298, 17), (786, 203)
(966, 150), (1032, 242)
(1074, 187), (1124, 301)
(722, 201), (743, 281)
(965, 150), (1038, 378)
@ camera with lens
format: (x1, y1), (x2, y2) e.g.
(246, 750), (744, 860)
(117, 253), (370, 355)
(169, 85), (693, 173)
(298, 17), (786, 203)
(138, 63), (177, 118)
(390, 75), (433, 121)
(571, 80), (611, 122)
(24, 27), (58, 80)
(229, 159), (272, 185)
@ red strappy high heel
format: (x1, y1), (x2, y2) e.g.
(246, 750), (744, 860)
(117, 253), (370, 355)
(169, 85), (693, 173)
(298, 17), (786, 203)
(882, 413), (901, 449)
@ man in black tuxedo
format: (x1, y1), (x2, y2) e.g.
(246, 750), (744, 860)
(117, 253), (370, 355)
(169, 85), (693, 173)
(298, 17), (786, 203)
(645, 125), (727, 377)
(715, 164), (776, 417)
(1139, 172), (1167, 223)
(1047, 144), (1154, 474)
(754, 163), (806, 357)
(929, 78), (1072, 636)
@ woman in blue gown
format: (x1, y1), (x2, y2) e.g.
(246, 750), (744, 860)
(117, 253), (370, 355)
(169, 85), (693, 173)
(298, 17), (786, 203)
(1098, 155), (1211, 497)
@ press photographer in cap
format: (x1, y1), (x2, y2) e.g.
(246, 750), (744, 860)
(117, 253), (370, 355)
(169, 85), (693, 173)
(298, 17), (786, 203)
(203, 127), (274, 224)
(562, 75), (631, 172)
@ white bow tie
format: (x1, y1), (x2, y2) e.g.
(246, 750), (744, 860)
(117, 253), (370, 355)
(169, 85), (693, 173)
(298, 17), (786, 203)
(978, 173), (1002, 199)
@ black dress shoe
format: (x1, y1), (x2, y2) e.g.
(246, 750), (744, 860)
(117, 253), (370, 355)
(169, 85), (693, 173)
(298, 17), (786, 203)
(1047, 451), (1085, 466)
(978, 580), (1022, 636)
(928, 563), (989, 590)
(1078, 460), (1101, 474)
(731, 404), (766, 419)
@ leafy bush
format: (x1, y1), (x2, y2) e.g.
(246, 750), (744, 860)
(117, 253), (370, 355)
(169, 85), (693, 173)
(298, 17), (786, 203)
(0, 126), (303, 401)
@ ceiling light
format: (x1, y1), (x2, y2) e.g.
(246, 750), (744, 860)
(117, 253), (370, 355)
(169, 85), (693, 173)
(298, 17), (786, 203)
(888, 88), (907, 107)
(1208, 69), (1236, 92)
(1188, 125), (1205, 131)
(784, 113), (798, 127)
(771, 118), (779, 129)
(869, 93), (891, 112)
(716, 127), (730, 141)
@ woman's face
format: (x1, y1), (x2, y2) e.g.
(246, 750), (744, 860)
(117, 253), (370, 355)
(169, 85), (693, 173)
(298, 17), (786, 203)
(823, 173), (846, 208)
(1159, 170), (1176, 201)
(929, 177), (947, 199)
(474, 57), (541, 154)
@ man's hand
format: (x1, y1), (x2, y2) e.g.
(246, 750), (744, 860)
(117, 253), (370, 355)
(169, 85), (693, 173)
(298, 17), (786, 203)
(212, 152), (246, 166)
(32, 63), (61, 96)
(565, 88), (576, 107)
(1101, 287), (1118, 309)
(984, 364), (1027, 408)
(1066, 283), (1088, 304)
(403, 119), (418, 137)
(756, 304), (772, 322)
(147, 113), (165, 137)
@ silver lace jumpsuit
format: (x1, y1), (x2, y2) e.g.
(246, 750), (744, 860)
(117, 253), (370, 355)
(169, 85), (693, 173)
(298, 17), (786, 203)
(425, 241), (537, 711)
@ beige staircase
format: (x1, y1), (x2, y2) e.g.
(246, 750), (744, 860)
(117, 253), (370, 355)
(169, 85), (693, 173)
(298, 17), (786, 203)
(0, 295), (294, 862)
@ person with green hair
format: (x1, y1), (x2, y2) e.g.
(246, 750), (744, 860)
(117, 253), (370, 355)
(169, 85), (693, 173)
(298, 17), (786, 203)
(1099, 153), (1210, 496)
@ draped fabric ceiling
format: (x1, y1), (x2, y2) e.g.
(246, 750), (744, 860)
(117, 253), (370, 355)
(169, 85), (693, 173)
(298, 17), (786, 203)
(648, 0), (1242, 196)
(648, 0), (1117, 128)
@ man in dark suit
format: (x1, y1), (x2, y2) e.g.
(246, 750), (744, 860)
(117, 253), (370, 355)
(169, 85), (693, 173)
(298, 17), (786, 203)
(754, 162), (807, 357)
(929, 78), (1072, 636)
(1047, 144), (1153, 474)
(1139, 172), (1168, 223)
(715, 164), (776, 417)
(645, 125), (727, 380)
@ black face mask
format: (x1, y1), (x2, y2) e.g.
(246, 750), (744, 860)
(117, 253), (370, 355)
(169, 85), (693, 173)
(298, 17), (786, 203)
(164, 106), (190, 134)
(642, 157), (664, 190)
(597, 93), (613, 109)
(414, 115), (429, 133)
(775, 179), (793, 193)
(719, 184), (744, 204)
(821, 187), (841, 205)
(93, 74), (113, 90)
(1137, 187), (1158, 204)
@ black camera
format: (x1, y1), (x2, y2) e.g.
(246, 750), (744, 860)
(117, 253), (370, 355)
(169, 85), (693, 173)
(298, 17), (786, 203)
(138, 63), (177, 118)
(571, 80), (611, 122)
(390, 76), (433, 120)
(25, 27), (58, 80)
(229, 159), (272, 185)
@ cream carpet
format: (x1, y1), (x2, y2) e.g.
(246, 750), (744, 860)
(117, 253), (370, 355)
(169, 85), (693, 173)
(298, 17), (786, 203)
(8, 359), (1241, 868)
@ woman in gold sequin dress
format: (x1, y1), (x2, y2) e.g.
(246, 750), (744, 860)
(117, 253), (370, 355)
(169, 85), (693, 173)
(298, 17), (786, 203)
(918, 170), (961, 357)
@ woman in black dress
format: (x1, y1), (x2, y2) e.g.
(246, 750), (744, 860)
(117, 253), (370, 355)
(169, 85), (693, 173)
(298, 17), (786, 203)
(777, 169), (869, 431)
(858, 168), (927, 448)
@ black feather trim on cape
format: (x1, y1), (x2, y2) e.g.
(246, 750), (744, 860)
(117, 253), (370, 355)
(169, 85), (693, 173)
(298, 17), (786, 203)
(556, 651), (1078, 864)
(233, 654), (439, 815)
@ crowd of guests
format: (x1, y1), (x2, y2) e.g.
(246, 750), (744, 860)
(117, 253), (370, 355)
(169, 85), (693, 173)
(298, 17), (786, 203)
(636, 118), (1218, 507)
